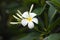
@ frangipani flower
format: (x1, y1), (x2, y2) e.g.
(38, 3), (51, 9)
(21, 11), (38, 29)
(10, 4), (38, 29)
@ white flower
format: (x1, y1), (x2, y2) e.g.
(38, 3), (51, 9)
(21, 11), (38, 29)
(10, 4), (38, 29)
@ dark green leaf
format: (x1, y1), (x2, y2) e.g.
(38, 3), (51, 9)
(44, 33), (60, 40)
(46, 1), (57, 23)
(33, 4), (46, 15)
(47, 18), (60, 33)
(10, 32), (40, 40)
(51, 0), (60, 8)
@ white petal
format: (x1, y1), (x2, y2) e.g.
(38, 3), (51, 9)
(13, 15), (20, 20)
(10, 22), (20, 24)
(17, 10), (22, 15)
(22, 11), (29, 18)
(29, 4), (34, 13)
(16, 13), (23, 19)
(32, 18), (38, 24)
(29, 13), (37, 18)
(28, 22), (34, 29)
(21, 19), (28, 26)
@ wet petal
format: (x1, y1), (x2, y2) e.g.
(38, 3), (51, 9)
(21, 19), (28, 26)
(29, 13), (37, 18)
(32, 18), (38, 24)
(28, 22), (34, 29)
(22, 11), (29, 18)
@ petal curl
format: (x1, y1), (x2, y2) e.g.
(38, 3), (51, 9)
(32, 18), (38, 24)
(29, 13), (37, 18)
(22, 11), (29, 18)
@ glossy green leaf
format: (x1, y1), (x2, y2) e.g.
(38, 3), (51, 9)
(44, 33), (60, 40)
(46, 1), (57, 23)
(49, 6), (57, 23)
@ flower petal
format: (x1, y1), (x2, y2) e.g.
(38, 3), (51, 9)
(17, 10), (22, 15)
(22, 11), (29, 18)
(29, 13), (37, 18)
(16, 13), (23, 19)
(28, 22), (34, 29)
(21, 19), (28, 26)
(32, 18), (38, 24)
(10, 22), (20, 24)
(29, 4), (34, 13)
(13, 15), (20, 20)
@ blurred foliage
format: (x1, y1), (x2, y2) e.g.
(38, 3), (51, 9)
(0, 0), (60, 40)
(44, 33), (60, 40)
(10, 32), (40, 40)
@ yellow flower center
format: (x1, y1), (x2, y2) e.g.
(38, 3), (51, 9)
(26, 17), (32, 22)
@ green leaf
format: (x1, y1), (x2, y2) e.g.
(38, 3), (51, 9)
(44, 33), (60, 40)
(10, 32), (40, 40)
(47, 18), (60, 33)
(51, 0), (60, 8)
(47, 1), (57, 23)
(33, 4), (46, 15)
(49, 6), (57, 23)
